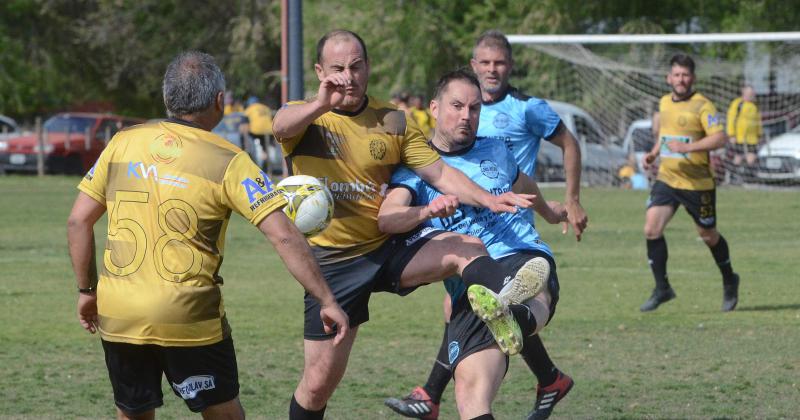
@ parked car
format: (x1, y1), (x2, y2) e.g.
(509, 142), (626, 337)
(538, 100), (628, 185)
(0, 115), (21, 141)
(0, 113), (143, 174)
(755, 124), (800, 183)
(622, 119), (655, 174)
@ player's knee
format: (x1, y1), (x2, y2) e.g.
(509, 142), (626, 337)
(643, 224), (662, 239)
(698, 229), (719, 246)
(297, 377), (335, 408)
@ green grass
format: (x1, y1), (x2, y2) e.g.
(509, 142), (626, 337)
(1, 175), (798, 419)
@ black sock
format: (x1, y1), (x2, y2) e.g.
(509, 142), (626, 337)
(423, 323), (452, 404)
(289, 394), (325, 420)
(709, 235), (735, 283)
(510, 304), (538, 336)
(461, 255), (504, 292)
(647, 237), (670, 290)
(521, 334), (558, 387)
(469, 414), (495, 420)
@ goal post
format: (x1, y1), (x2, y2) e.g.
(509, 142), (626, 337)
(507, 32), (800, 187)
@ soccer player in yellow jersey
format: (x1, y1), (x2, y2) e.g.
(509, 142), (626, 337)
(727, 85), (762, 180)
(640, 54), (740, 313)
(272, 30), (538, 419)
(67, 51), (347, 419)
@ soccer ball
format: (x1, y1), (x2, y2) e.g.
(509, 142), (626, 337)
(277, 175), (334, 237)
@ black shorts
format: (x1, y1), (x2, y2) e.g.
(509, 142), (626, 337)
(733, 143), (757, 154)
(304, 227), (446, 340)
(446, 250), (560, 371)
(101, 337), (239, 414)
(647, 180), (717, 228)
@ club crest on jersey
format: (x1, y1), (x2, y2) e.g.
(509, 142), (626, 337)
(369, 139), (387, 160)
(242, 171), (276, 204)
(448, 341), (461, 364)
(678, 116), (688, 127)
(480, 160), (499, 179)
(150, 134), (183, 164)
(493, 112), (510, 129)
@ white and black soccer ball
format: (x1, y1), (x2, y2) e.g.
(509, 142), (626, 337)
(277, 175), (334, 237)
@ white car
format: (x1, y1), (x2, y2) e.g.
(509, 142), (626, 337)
(756, 125), (800, 182)
(622, 119), (655, 174)
(538, 100), (628, 185)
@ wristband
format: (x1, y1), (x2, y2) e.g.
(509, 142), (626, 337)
(78, 286), (97, 294)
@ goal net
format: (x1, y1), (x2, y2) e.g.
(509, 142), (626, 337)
(508, 33), (800, 187)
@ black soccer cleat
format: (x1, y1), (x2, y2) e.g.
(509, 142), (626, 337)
(527, 370), (574, 420)
(722, 273), (740, 312)
(384, 386), (439, 419)
(639, 287), (676, 312)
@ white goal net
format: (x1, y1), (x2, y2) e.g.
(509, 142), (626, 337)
(509, 33), (800, 187)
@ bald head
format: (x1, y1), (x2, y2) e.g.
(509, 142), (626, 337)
(316, 29), (368, 64)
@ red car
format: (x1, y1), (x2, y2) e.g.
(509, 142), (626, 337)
(0, 112), (143, 174)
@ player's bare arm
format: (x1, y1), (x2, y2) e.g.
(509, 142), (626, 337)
(549, 128), (588, 240)
(377, 187), (459, 234)
(67, 192), (106, 334)
(512, 172), (566, 225)
(272, 73), (352, 139)
(414, 160), (534, 214)
(257, 210), (349, 345)
(665, 131), (727, 153)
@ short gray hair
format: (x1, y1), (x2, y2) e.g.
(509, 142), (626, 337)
(473, 30), (512, 60)
(162, 51), (226, 118)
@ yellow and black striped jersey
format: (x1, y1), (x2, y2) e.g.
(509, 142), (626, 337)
(78, 119), (285, 346)
(726, 98), (762, 145)
(657, 92), (723, 190)
(279, 96), (439, 261)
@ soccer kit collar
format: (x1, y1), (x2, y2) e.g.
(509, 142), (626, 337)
(482, 86), (516, 105)
(331, 96), (369, 117)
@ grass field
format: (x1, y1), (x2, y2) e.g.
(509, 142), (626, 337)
(0, 175), (798, 419)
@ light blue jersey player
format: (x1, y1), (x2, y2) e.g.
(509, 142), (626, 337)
(478, 91), (562, 179)
(471, 31), (587, 241)
(385, 39), (581, 419)
(389, 137), (552, 261)
(390, 137), (553, 300)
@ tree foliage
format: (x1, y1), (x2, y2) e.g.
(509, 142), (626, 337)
(1, 0), (798, 121)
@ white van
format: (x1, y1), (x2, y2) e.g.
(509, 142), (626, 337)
(537, 100), (628, 185)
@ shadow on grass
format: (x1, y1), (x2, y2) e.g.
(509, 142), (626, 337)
(736, 303), (800, 312)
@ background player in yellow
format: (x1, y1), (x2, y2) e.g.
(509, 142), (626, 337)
(223, 91), (244, 115)
(641, 53), (740, 313)
(67, 51), (347, 419)
(409, 93), (435, 138)
(726, 84), (762, 180)
(272, 29), (538, 420)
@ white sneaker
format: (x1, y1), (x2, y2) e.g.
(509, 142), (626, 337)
(500, 257), (549, 305)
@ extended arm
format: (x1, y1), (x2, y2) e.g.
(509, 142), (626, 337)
(272, 72), (353, 139)
(512, 172), (567, 225)
(413, 160), (534, 213)
(377, 187), (459, 234)
(272, 101), (330, 140)
(644, 112), (662, 170)
(67, 192), (106, 334)
(548, 128), (587, 240)
(257, 210), (349, 344)
(665, 131), (727, 154)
